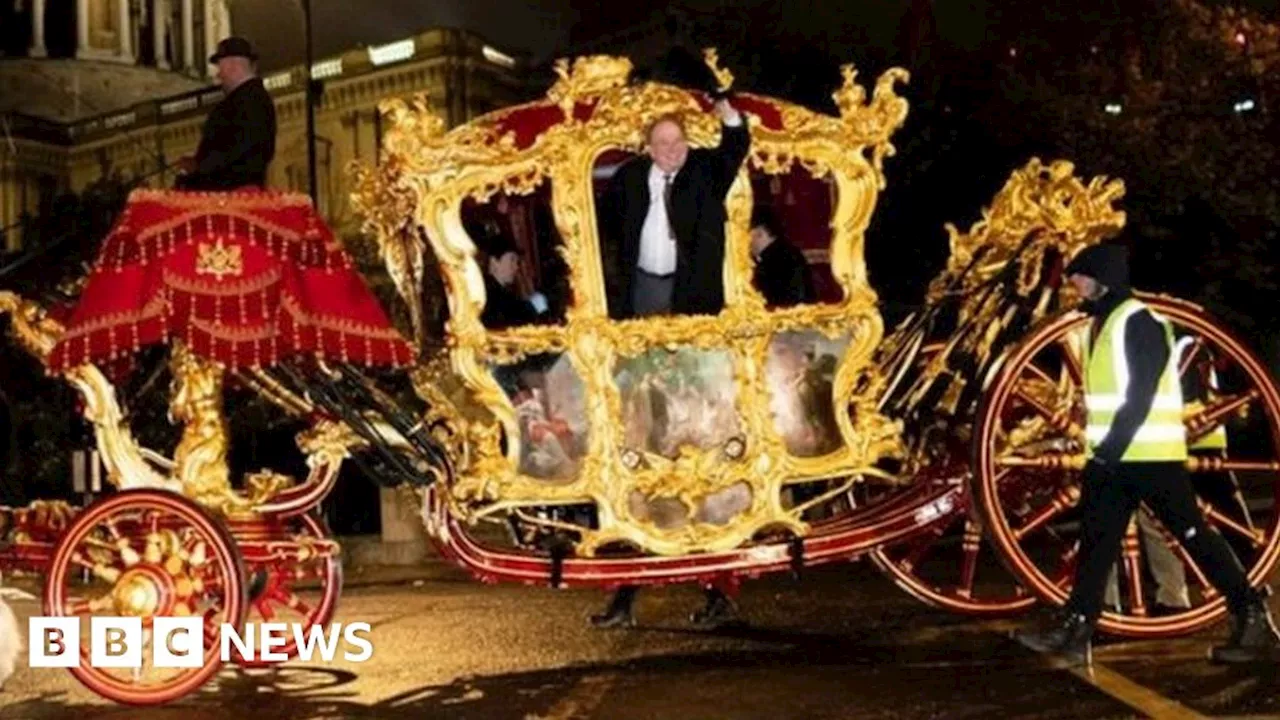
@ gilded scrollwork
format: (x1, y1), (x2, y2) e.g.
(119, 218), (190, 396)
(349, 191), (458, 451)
(929, 158), (1126, 304)
(359, 53), (915, 557)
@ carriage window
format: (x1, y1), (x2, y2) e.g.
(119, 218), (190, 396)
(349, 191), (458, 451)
(461, 181), (570, 330)
(748, 166), (841, 307)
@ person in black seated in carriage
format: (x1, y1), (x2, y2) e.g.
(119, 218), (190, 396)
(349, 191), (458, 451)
(480, 232), (548, 331)
(750, 206), (815, 307)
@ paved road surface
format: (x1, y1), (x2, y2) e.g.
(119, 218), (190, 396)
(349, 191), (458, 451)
(1, 562), (1278, 719)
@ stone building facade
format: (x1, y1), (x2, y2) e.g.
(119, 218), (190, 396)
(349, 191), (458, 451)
(1, 16), (531, 251)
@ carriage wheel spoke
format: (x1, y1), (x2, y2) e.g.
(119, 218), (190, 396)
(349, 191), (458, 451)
(1014, 485), (1081, 540)
(1058, 335), (1085, 387)
(956, 519), (982, 599)
(1198, 500), (1265, 548)
(892, 524), (948, 573)
(1011, 385), (1073, 432)
(1185, 390), (1260, 443)
(280, 591), (313, 618)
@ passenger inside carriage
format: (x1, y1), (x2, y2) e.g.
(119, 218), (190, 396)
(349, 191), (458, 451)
(477, 229), (550, 331)
(749, 205), (816, 307)
(598, 99), (751, 319)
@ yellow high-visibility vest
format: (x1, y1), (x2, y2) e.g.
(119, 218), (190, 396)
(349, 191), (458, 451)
(1084, 298), (1188, 462)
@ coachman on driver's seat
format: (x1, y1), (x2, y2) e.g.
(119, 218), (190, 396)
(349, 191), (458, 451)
(176, 36), (278, 191)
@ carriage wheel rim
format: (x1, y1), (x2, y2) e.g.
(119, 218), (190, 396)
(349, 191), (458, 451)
(974, 298), (1280, 637)
(235, 512), (343, 668)
(43, 490), (247, 705)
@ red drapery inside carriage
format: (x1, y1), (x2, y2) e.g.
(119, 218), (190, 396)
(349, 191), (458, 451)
(46, 189), (415, 374)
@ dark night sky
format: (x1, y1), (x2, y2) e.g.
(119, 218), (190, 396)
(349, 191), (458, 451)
(228, 0), (1002, 73)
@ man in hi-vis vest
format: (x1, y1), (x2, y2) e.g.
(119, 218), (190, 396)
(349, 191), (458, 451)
(1013, 243), (1278, 666)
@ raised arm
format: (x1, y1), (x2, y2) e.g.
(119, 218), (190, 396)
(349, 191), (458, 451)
(709, 100), (751, 198)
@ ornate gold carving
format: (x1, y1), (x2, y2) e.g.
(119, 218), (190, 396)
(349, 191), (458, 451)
(0, 290), (65, 360)
(360, 54), (914, 557)
(930, 158), (1126, 304)
(195, 238), (244, 279)
(169, 343), (250, 514)
(244, 471), (296, 505)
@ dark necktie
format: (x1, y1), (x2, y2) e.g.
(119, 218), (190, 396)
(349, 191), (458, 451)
(663, 173), (675, 242)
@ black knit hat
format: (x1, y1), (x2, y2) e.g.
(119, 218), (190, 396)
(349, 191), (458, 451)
(476, 227), (519, 259)
(1065, 242), (1130, 290)
(750, 205), (783, 239)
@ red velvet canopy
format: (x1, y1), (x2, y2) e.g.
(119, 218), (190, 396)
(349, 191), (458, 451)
(47, 188), (415, 373)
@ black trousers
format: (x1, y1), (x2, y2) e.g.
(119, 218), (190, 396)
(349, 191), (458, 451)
(1067, 460), (1253, 623)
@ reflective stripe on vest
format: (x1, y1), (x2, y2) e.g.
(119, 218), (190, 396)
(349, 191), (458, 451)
(1084, 298), (1188, 461)
(1173, 335), (1228, 451)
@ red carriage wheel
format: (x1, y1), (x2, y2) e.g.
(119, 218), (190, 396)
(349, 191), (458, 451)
(863, 459), (1037, 615)
(234, 512), (342, 668)
(974, 295), (1280, 638)
(43, 489), (247, 705)
(858, 342), (1037, 615)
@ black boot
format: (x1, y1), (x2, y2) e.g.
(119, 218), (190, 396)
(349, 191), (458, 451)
(1211, 588), (1280, 664)
(690, 588), (740, 629)
(590, 586), (637, 629)
(1012, 609), (1093, 667)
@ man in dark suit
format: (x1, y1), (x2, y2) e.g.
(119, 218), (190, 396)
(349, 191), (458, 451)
(602, 99), (751, 318)
(176, 37), (277, 191)
(750, 206), (815, 307)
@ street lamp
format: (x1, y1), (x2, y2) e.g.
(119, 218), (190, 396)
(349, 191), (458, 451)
(301, 0), (317, 209)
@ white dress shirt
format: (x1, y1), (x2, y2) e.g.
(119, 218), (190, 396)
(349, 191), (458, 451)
(637, 166), (678, 275)
(636, 108), (743, 277)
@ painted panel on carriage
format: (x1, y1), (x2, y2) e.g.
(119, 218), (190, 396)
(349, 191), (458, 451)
(614, 346), (742, 460)
(628, 482), (754, 531)
(491, 353), (590, 480)
(766, 330), (851, 457)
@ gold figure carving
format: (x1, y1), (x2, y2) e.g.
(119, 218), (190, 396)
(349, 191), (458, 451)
(168, 343), (251, 514)
(354, 53), (914, 556)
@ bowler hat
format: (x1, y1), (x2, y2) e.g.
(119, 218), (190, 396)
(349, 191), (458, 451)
(209, 36), (258, 64)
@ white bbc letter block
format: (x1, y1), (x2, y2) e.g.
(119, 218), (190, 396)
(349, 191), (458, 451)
(28, 617), (80, 668)
(153, 616), (204, 668)
(92, 617), (143, 668)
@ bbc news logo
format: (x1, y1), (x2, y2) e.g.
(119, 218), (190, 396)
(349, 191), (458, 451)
(29, 617), (373, 667)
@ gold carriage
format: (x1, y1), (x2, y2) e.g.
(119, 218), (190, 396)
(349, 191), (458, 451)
(2, 48), (1279, 708)
(349, 49), (1280, 634)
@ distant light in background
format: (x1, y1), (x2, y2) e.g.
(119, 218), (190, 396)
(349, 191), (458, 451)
(1105, 103), (1122, 115)
(1235, 31), (1248, 46)
(483, 45), (516, 68)
(1008, 47), (1017, 58)
(1234, 98), (1256, 113)
(264, 72), (293, 90)
(369, 39), (415, 66)
(1090, 45), (1099, 54)
(310, 58), (342, 80)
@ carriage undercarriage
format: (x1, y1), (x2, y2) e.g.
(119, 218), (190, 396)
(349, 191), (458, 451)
(1, 51), (1278, 706)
